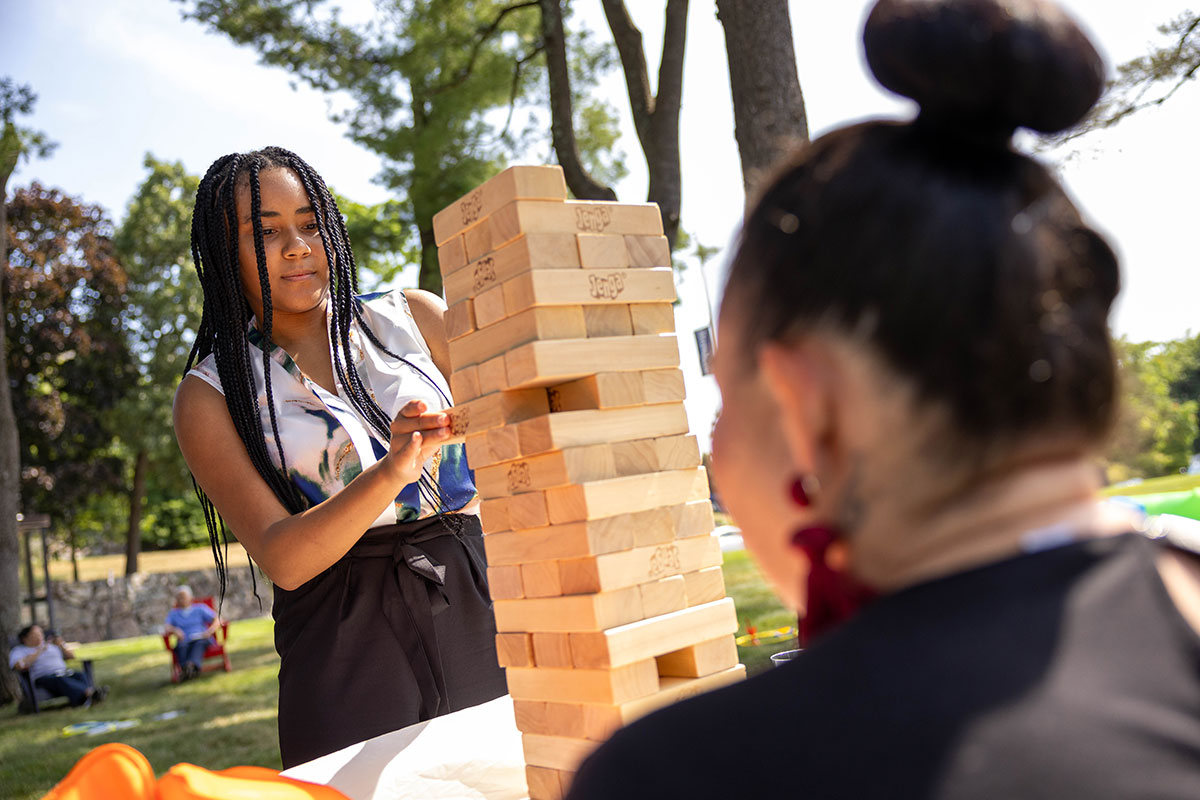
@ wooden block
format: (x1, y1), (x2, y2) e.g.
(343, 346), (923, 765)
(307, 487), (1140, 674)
(683, 566), (727, 606)
(493, 585), (644, 633)
(577, 233), (630, 268)
(639, 574), (688, 618)
(433, 165), (568, 245)
(672, 499), (716, 539)
(518, 403), (688, 455)
(445, 233), (581, 302)
(449, 306), (587, 370)
(484, 516), (636, 567)
(480, 497), (512, 533)
(630, 302), (675, 335)
(495, 632), (535, 668)
(641, 367), (686, 404)
(437, 234), (468, 275)
(522, 733), (599, 773)
(625, 234), (671, 267)
(485, 425), (523, 462)
(617, 666), (745, 727)
(570, 598), (739, 669)
(508, 490), (550, 530)
(611, 433), (701, 476)
(557, 534), (723, 594)
(488, 200), (663, 252)
(531, 632), (574, 667)
(525, 765), (565, 800)
(463, 215), (494, 262)
(473, 444), (615, 498)
(477, 354), (511, 396)
(448, 389), (550, 440)
(546, 373), (643, 413)
(507, 659), (658, 705)
(514, 700), (586, 738)
(583, 304), (633, 337)
(505, 335), (679, 390)
(544, 467), (710, 525)
(472, 283), (509, 328)
(487, 564), (523, 600)
(528, 666), (746, 742)
(656, 635), (739, 678)
(449, 365), (480, 403)
(522, 562), (563, 598)
(445, 298), (475, 341)
(501, 268), (675, 316)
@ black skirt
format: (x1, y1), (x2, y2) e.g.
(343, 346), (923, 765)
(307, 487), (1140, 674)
(272, 513), (507, 768)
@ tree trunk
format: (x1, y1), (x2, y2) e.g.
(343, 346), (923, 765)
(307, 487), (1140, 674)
(540, 0), (618, 202)
(70, 529), (79, 583)
(0, 167), (24, 705)
(600, 0), (688, 249)
(716, 0), (809, 199)
(124, 449), (148, 576)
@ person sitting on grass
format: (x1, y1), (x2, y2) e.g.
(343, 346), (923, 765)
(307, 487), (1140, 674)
(164, 585), (220, 681)
(8, 624), (107, 707)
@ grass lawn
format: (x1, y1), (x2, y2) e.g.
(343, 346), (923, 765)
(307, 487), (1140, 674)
(0, 617), (281, 800)
(46, 544), (249, 583)
(5, 547), (793, 799)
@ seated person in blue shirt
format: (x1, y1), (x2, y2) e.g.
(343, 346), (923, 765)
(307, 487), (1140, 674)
(8, 624), (106, 707)
(164, 585), (220, 680)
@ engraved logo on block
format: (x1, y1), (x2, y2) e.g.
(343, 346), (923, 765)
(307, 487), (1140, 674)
(588, 273), (626, 300)
(648, 544), (681, 578)
(460, 190), (483, 226)
(575, 206), (612, 233)
(547, 387), (563, 413)
(449, 408), (470, 436)
(472, 256), (497, 292)
(507, 462), (532, 493)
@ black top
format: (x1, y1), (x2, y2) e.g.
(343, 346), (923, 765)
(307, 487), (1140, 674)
(567, 534), (1200, 799)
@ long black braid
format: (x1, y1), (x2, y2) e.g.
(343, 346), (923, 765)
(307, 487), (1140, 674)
(184, 147), (457, 600)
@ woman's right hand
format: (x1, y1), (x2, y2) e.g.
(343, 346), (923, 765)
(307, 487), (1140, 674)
(383, 399), (451, 485)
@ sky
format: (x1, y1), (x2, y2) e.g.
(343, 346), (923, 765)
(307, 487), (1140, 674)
(2, 0), (1197, 450)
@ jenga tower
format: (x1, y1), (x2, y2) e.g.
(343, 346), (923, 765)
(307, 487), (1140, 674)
(434, 166), (745, 800)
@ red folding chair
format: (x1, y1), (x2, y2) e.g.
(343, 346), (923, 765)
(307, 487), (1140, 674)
(162, 596), (231, 683)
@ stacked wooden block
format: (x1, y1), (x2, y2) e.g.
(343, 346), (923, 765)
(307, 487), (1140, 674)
(434, 166), (744, 800)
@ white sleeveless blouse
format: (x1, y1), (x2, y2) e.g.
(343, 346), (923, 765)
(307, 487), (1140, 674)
(186, 290), (478, 527)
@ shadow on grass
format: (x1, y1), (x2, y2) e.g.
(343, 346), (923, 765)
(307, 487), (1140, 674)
(0, 617), (282, 800)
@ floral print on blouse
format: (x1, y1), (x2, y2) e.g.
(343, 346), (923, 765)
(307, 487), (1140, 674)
(187, 290), (478, 526)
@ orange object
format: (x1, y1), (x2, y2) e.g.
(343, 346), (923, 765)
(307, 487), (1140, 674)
(40, 742), (156, 800)
(42, 744), (349, 800)
(162, 596), (233, 682)
(158, 763), (350, 799)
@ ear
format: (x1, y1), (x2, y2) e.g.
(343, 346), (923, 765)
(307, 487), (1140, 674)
(758, 339), (836, 477)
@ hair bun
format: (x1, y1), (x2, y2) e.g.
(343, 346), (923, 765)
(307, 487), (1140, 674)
(863, 0), (1106, 139)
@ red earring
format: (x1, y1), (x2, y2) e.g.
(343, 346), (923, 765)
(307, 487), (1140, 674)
(789, 475), (819, 507)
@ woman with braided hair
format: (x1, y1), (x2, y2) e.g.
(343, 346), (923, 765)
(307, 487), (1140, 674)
(174, 147), (505, 767)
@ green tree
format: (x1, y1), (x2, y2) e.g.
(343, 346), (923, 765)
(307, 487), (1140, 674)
(5, 184), (136, 525)
(328, 188), (417, 291)
(1107, 336), (1200, 481)
(177, 0), (549, 295)
(0, 78), (55, 705)
(111, 155), (203, 574)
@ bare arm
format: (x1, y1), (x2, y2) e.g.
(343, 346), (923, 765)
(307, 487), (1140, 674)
(404, 288), (452, 382)
(174, 375), (451, 590)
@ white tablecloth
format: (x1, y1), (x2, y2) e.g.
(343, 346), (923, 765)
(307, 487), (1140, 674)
(281, 695), (531, 800)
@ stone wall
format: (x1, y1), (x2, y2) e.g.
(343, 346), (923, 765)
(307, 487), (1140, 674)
(42, 565), (272, 643)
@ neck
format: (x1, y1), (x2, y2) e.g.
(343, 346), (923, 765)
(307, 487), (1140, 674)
(254, 298), (328, 355)
(850, 448), (1129, 592)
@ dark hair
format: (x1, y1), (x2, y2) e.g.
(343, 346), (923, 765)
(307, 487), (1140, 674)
(18, 624), (37, 643)
(725, 0), (1119, 456)
(185, 147), (450, 596)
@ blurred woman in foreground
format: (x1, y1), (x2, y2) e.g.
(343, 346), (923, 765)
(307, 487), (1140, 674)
(568, 0), (1200, 796)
